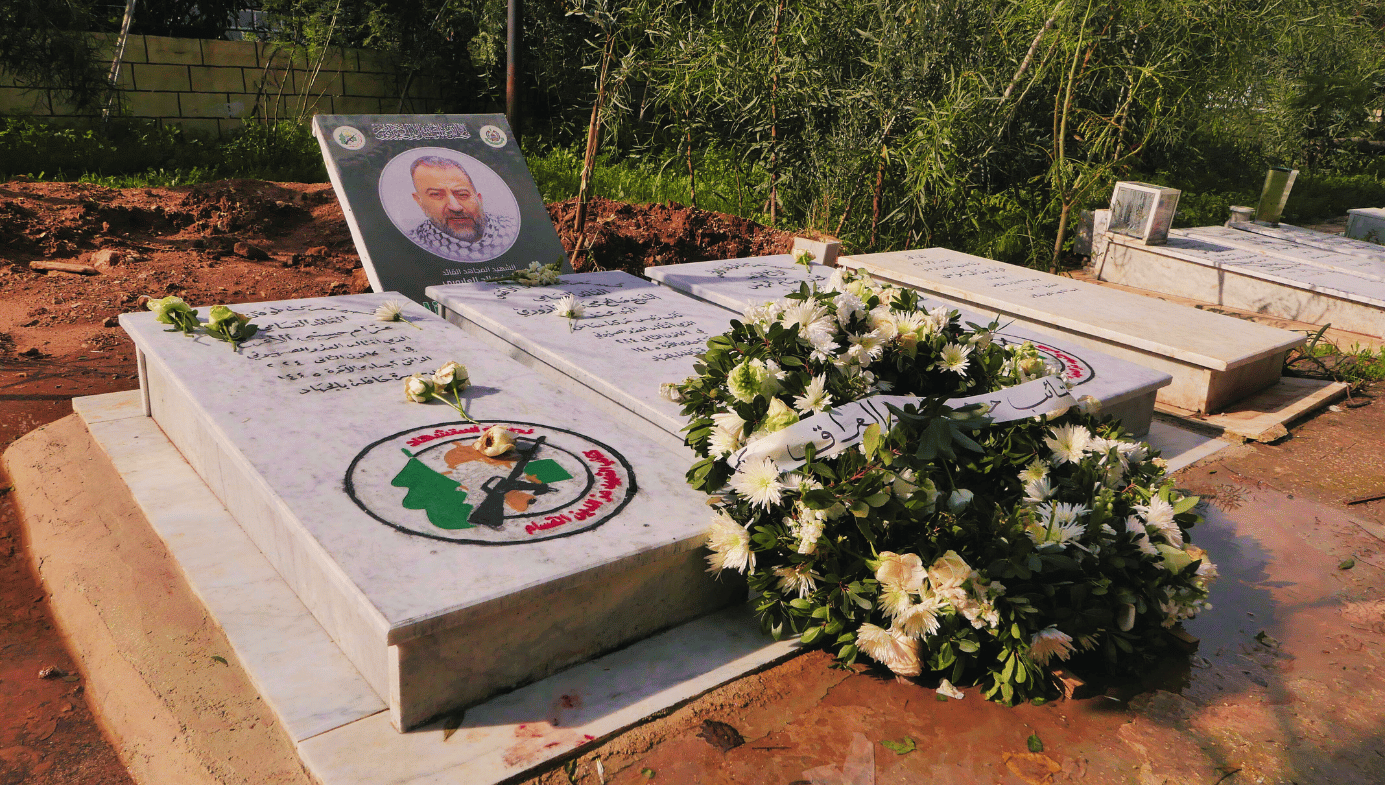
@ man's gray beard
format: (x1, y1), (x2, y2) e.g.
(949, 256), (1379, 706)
(407, 213), (520, 262)
(435, 215), (484, 243)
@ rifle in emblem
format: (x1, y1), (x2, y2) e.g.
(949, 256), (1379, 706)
(470, 436), (554, 530)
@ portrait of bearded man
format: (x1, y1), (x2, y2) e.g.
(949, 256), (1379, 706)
(404, 155), (519, 262)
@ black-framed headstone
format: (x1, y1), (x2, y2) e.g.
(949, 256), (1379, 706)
(312, 114), (571, 304)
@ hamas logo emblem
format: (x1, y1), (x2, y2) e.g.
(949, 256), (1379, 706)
(333, 126), (365, 150)
(345, 421), (636, 545)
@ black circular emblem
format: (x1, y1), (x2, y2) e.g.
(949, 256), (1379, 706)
(345, 420), (637, 545)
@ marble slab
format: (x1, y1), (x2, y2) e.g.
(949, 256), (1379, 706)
(427, 273), (740, 450)
(120, 293), (739, 730)
(1096, 231), (1385, 338)
(1230, 222), (1385, 265)
(1347, 207), (1385, 244)
(66, 392), (803, 784)
(841, 248), (1304, 413)
(1182, 225), (1385, 282)
(646, 256), (1172, 435)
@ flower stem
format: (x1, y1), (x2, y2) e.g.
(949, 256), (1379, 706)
(433, 388), (477, 423)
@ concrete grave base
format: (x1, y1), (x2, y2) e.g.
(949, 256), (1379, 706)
(4, 391), (802, 785)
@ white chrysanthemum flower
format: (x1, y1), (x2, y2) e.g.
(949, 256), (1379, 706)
(708, 426), (744, 458)
(1137, 496), (1183, 547)
(729, 456), (787, 509)
(879, 586), (915, 622)
(1029, 626), (1076, 665)
(1045, 424), (1092, 465)
(968, 329), (993, 349)
(793, 374), (833, 414)
(900, 595), (945, 637)
(935, 342), (972, 375)
(1018, 459), (1050, 484)
(846, 330), (887, 366)
(1124, 515), (1159, 555)
(876, 552), (927, 591)
(375, 300), (406, 322)
(774, 564), (820, 599)
(552, 294), (584, 319)
(705, 513), (754, 574)
(856, 623), (922, 677)
(1023, 476), (1054, 504)
(781, 299), (829, 332)
(833, 291), (866, 327)
(1119, 441), (1149, 465)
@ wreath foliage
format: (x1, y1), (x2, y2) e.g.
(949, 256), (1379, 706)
(667, 269), (1216, 703)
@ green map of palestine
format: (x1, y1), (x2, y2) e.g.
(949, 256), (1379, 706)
(391, 448), (572, 530)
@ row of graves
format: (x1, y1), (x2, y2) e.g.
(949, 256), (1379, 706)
(39, 115), (1369, 784)
(1093, 176), (1385, 346)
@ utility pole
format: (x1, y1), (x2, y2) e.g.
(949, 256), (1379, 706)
(506, 0), (520, 136)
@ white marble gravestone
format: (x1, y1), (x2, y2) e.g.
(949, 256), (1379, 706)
(1095, 230), (1385, 339)
(1230, 221), (1385, 265)
(426, 273), (736, 450)
(119, 293), (737, 731)
(1346, 208), (1385, 244)
(646, 255), (1171, 435)
(841, 248), (1304, 413)
(1181, 225), (1385, 282)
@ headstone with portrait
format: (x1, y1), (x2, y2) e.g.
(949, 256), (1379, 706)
(312, 114), (570, 304)
(645, 255), (1172, 435)
(119, 292), (735, 732)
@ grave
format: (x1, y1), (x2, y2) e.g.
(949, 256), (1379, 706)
(426, 272), (739, 450)
(645, 255), (1172, 435)
(1347, 207), (1385, 244)
(839, 248), (1304, 413)
(119, 292), (737, 731)
(1228, 221), (1385, 265)
(312, 114), (570, 304)
(1095, 229), (1385, 338)
(1179, 225), (1385, 281)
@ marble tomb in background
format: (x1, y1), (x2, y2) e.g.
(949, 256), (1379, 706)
(645, 255), (1171, 435)
(841, 248), (1304, 413)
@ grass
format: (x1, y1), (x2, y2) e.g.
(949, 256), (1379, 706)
(1285, 326), (1385, 393)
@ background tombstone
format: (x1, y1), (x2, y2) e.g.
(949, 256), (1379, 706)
(646, 256), (1171, 435)
(1108, 181), (1180, 245)
(312, 114), (570, 304)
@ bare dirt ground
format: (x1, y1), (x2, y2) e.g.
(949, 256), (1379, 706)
(0, 178), (790, 785)
(3, 179), (1384, 785)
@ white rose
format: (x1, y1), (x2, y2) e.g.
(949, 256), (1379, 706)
(433, 361), (468, 391)
(475, 425), (517, 456)
(875, 552), (926, 592)
(404, 374), (434, 403)
(928, 550), (971, 591)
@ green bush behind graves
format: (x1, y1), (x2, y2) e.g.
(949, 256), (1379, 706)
(3, 0), (1384, 267)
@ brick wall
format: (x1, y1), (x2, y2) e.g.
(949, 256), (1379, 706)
(0, 33), (443, 136)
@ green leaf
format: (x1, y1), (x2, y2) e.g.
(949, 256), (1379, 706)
(1172, 495), (1200, 514)
(881, 737), (916, 755)
(641, 767), (656, 779)
(863, 422), (883, 457)
(1027, 733), (1044, 753)
(211, 655), (228, 666)
(800, 625), (823, 644)
(1339, 557), (1356, 570)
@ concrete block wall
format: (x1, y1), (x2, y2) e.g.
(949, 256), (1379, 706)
(0, 33), (443, 136)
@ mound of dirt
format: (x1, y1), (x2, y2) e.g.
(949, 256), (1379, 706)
(548, 196), (794, 273)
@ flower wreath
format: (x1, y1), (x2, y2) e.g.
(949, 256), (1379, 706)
(666, 269), (1216, 703)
